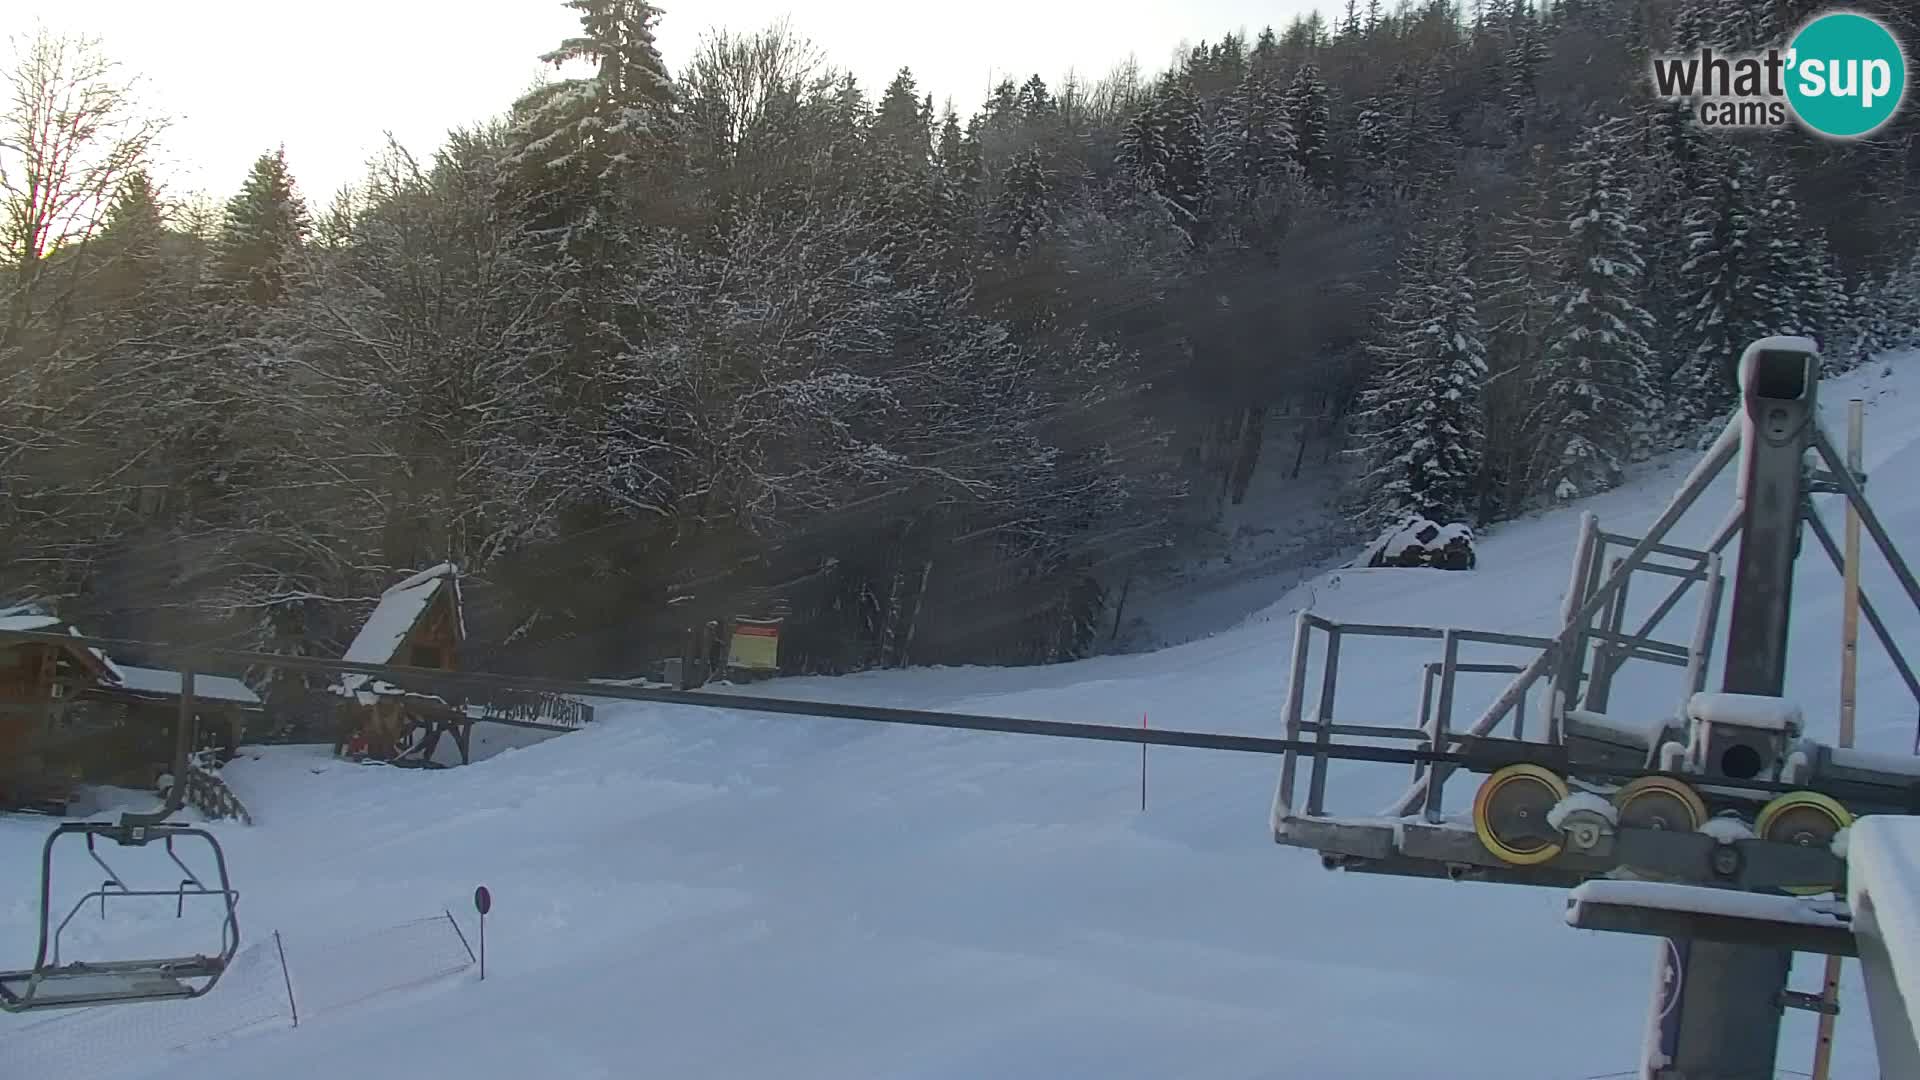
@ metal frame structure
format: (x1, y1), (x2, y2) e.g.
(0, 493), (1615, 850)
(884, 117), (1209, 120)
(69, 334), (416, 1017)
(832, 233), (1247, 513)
(1271, 338), (1920, 1077)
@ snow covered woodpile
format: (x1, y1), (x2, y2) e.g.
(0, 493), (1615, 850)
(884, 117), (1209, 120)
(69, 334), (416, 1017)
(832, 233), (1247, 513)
(1359, 516), (1478, 571)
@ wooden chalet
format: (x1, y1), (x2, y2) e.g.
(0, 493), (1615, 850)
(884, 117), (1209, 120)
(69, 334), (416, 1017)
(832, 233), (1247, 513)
(0, 603), (269, 814)
(0, 606), (122, 810)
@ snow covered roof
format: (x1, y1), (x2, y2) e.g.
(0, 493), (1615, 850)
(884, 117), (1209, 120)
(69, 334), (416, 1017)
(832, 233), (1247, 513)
(337, 563), (464, 695)
(0, 603), (123, 683)
(112, 665), (261, 706)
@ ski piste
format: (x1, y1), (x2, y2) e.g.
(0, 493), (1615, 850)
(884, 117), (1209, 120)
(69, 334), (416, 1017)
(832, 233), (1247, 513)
(4, 338), (1920, 1076)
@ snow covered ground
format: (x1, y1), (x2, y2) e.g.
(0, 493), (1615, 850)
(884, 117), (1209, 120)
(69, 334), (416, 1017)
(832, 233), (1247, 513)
(1108, 418), (1345, 652)
(4, 353), (1918, 1079)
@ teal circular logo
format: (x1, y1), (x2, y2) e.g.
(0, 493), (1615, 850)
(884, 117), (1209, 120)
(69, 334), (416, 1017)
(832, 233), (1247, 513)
(1786, 12), (1907, 138)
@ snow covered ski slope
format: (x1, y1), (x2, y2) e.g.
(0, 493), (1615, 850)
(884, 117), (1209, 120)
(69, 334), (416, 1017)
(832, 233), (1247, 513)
(4, 353), (1918, 1079)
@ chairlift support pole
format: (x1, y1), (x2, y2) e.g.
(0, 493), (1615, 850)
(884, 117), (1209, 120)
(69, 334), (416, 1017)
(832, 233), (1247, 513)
(1645, 342), (1817, 1080)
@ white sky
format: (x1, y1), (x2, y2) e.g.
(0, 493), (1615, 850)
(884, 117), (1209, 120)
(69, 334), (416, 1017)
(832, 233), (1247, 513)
(11, 0), (1321, 211)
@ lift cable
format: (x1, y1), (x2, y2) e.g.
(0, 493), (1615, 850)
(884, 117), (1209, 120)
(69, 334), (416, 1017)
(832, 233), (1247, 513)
(3, 627), (1917, 814)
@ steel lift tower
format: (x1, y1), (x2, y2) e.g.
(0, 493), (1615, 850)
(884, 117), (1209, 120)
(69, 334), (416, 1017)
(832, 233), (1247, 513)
(1271, 338), (1920, 1078)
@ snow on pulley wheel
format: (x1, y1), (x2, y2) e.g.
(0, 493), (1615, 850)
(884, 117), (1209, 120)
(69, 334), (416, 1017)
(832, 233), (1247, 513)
(1473, 764), (1570, 865)
(1755, 791), (1853, 896)
(1612, 776), (1709, 833)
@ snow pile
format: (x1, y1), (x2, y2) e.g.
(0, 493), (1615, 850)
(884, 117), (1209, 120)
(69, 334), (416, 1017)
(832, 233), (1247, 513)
(1357, 516), (1477, 570)
(1699, 815), (1757, 844)
(1567, 879), (1851, 928)
(1547, 791), (1619, 830)
(1685, 691), (1803, 733)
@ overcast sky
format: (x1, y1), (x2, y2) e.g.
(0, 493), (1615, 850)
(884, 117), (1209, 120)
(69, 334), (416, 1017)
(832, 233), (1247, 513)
(13, 0), (1321, 211)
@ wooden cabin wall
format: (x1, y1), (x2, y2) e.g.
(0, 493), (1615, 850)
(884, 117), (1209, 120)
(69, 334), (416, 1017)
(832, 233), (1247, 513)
(404, 591), (459, 671)
(0, 643), (56, 770)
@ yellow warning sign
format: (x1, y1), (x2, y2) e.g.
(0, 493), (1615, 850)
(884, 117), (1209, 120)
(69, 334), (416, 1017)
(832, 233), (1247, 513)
(727, 620), (781, 671)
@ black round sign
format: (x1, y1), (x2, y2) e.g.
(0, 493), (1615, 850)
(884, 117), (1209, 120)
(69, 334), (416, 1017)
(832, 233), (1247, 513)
(474, 885), (492, 915)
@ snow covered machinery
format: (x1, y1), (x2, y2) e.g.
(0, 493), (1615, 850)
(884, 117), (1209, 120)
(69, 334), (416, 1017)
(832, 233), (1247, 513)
(0, 671), (240, 1012)
(1270, 338), (1920, 1077)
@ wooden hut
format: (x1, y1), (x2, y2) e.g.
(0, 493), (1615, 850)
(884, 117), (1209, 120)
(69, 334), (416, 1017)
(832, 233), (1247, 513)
(79, 666), (262, 788)
(0, 605), (123, 811)
(332, 563), (471, 764)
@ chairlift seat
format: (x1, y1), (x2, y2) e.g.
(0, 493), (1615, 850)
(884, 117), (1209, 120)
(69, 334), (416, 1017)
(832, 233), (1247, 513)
(1, 821), (239, 1013)
(0, 955), (225, 1010)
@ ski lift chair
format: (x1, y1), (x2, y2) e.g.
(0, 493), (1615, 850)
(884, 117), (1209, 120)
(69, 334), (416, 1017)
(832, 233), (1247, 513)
(0, 670), (241, 1012)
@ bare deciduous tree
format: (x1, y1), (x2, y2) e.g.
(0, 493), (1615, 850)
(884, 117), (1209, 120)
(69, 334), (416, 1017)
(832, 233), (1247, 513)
(0, 25), (166, 347)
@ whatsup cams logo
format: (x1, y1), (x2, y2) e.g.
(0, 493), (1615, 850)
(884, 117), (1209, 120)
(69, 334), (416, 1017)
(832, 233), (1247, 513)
(1650, 10), (1907, 138)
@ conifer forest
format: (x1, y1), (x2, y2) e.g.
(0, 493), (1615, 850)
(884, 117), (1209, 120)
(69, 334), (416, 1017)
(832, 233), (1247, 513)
(4, 0), (1919, 711)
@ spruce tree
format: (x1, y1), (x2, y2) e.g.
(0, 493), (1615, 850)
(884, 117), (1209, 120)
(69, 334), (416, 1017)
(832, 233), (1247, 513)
(1636, 100), (1712, 385)
(101, 170), (165, 255)
(215, 148), (310, 305)
(1503, 2), (1548, 136)
(1528, 117), (1657, 501)
(1282, 63), (1333, 186)
(1753, 170), (1819, 338)
(1208, 69), (1298, 208)
(1018, 75), (1056, 124)
(1251, 26), (1281, 74)
(1350, 223), (1489, 527)
(874, 68), (931, 162)
(1671, 141), (1768, 431)
(1116, 77), (1211, 246)
(992, 148), (1054, 257)
(501, 0), (675, 224)
(936, 108), (967, 179)
(1481, 144), (1560, 519)
(97, 170), (170, 308)
(1351, 73), (1412, 202)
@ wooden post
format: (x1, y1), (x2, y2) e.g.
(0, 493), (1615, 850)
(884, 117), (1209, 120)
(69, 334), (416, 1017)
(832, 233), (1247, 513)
(1812, 398), (1864, 1080)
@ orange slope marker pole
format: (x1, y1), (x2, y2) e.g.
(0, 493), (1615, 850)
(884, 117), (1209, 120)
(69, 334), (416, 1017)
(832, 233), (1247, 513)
(1811, 398), (1864, 1080)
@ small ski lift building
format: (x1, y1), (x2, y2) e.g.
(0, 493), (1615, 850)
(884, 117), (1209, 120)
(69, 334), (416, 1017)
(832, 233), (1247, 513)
(331, 564), (596, 761)
(332, 563), (471, 763)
